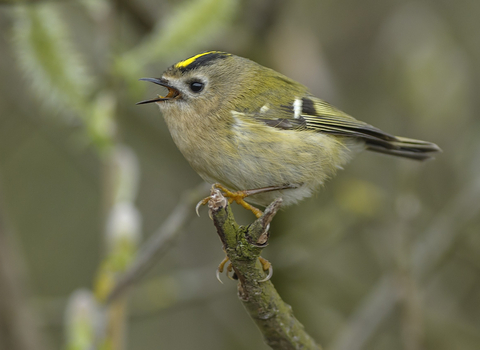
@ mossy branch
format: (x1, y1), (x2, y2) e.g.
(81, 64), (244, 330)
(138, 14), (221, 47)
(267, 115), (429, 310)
(207, 189), (322, 350)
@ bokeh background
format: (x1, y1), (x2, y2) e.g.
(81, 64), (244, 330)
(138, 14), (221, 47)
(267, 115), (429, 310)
(1, 0), (479, 349)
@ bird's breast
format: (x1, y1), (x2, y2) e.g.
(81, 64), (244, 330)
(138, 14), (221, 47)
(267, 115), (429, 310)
(161, 107), (354, 204)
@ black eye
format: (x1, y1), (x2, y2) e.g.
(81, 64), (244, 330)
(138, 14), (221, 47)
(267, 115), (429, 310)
(189, 81), (204, 93)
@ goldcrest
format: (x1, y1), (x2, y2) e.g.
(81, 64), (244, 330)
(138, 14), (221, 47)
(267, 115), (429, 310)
(138, 51), (441, 207)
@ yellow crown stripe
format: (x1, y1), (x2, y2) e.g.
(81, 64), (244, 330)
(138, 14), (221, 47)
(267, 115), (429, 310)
(174, 51), (225, 69)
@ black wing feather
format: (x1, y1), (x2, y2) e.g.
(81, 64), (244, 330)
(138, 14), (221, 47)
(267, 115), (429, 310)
(254, 96), (441, 160)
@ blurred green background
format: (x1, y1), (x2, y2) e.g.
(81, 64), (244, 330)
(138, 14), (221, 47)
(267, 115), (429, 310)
(1, 0), (479, 349)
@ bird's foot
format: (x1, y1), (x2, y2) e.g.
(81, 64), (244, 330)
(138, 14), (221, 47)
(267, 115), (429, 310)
(216, 255), (273, 283)
(196, 183), (298, 218)
(196, 183), (263, 218)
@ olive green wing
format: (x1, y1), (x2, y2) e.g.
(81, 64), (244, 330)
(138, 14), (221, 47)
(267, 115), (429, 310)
(253, 96), (441, 160)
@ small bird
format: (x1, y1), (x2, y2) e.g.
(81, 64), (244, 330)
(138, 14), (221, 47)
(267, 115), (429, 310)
(138, 51), (441, 216)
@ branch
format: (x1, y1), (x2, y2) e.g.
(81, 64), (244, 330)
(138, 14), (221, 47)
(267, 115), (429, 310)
(0, 191), (46, 350)
(106, 184), (206, 304)
(329, 274), (403, 350)
(208, 189), (322, 350)
(113, 0), (156, 34)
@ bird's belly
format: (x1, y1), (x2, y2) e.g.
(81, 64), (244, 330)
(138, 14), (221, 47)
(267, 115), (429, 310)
(181, 127), (354, 206)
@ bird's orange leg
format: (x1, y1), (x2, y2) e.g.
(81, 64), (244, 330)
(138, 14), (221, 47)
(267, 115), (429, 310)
(212, 183), (264, 218)
(196, 183), (298, 218)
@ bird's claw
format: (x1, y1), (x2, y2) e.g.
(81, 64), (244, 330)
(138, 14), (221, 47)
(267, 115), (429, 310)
(216, 256), (273, 283)
(195, 197), (210, 217)
(258, 264), (273, 282)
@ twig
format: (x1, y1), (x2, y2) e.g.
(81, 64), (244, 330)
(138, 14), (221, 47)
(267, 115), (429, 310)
(0, 0), (47, 4)
(113, 0), (156, 34)
(412, 177), (480, 279)
(208, 189), (322, 350)
(106, 183), (206, 304)
(330, 175), (480, 350)
(0, 191), (47, 350)
(328, 274), (403, 350)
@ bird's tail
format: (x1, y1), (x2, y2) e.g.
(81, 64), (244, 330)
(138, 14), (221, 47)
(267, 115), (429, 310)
(365, 136), (442, 161)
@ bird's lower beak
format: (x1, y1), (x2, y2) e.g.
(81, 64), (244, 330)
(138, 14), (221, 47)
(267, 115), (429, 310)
(136, 78), (181, 105)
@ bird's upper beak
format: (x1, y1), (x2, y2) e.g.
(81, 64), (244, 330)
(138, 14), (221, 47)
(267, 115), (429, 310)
(136, 78), (181, 105)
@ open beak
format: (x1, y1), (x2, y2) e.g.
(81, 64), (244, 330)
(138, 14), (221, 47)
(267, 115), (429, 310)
(136, 78), (181, 105)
